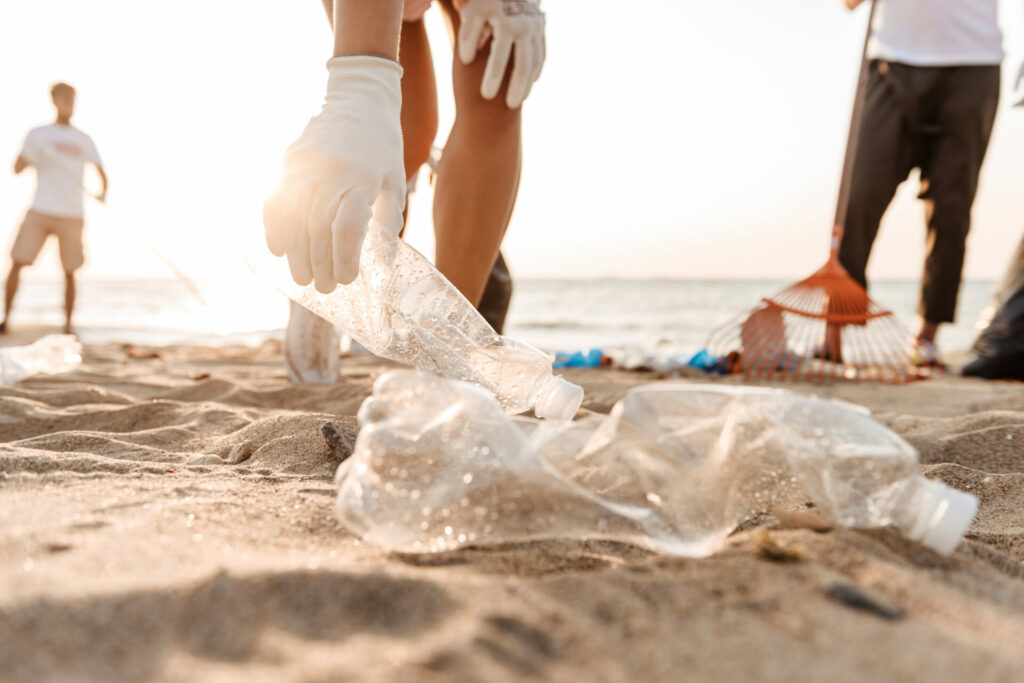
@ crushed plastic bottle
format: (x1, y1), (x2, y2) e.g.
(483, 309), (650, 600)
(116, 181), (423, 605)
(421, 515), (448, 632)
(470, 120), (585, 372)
(0, 334), (82, 384)
(284, 301), (340, 383)
(336, 372), (977, 557)
(247, 222), (582, 421)
(336, 370), (709, 555)
(616, 384), (977, 555)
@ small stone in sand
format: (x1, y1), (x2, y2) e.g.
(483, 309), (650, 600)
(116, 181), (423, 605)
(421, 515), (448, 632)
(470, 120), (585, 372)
(188, 454), (225, 466)
(756, 529), (807, 563)
(322, 422), (355, 461)
(825, 582), (904, 620)
(227, 442), (253, 465)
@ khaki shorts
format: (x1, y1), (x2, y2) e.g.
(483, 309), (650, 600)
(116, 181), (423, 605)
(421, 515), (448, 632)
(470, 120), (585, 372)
(10, 209), (85, 272)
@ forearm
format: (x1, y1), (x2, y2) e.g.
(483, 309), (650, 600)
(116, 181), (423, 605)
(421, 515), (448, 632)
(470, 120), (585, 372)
(328, 0), (403, 60)
(96, 166), (109, 195)
(13, 156), (28, 174)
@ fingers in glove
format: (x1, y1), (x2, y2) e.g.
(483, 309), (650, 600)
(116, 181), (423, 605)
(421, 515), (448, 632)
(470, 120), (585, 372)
(332, 187), (374, 285)
(372, 179), (407, 236)
(481, 34), (514, 101)
(284, 184), (316, 286)
(531, 32), (546, 85)
(505, 39), (535, 109)
(516, 35), (544, 105)
(458, 13), (487, 64)
(263, 190), (288, 257)
(309, 188), (343, 293)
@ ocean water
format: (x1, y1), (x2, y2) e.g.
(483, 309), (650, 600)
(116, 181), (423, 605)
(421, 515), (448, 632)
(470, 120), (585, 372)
(504, 279), (994, 357)
(7, 276), (995, 355)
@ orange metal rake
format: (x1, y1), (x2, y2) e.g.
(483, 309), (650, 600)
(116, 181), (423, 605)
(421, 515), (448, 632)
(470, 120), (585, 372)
(705, 0), (933, 384)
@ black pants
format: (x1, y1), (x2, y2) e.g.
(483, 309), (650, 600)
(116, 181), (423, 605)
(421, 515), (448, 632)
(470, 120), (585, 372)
(839, 60), (1000, 324)
(477, 251), (513, 334)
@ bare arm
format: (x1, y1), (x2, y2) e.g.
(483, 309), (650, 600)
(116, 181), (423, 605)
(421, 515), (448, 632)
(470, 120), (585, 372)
(844, 0), (866, 8)
(95, 165), (109, 199)
(322, 0), (403, 60)
(13, 155), (28, 174)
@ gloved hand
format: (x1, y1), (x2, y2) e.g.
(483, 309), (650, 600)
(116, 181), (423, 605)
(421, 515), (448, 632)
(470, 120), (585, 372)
(264, 56), (406, 292)
(1014, 60), (1024, 107)
(457, 0), (545, 109)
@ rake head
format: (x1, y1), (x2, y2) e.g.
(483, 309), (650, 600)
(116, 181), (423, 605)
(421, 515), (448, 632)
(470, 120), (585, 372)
(705, 263), (936, 384)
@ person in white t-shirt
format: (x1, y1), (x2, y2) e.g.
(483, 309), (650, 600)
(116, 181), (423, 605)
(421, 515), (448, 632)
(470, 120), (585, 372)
(838, 0), (1014, 365)
(3, 82), (108, 335)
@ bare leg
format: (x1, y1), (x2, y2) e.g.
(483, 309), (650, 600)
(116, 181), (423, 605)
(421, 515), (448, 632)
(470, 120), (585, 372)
(433, 0), (522, 307)
(63, 271), (76, 334)
(916, 320), (939, 344)
(399, 19), (439, 186)
(399, 12), (513, 332)
(2, 263), (24, 333)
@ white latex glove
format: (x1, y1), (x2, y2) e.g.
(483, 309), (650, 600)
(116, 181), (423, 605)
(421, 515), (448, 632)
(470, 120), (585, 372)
(264, 56), (406, 292)
(1014, 60), (1024, 107)
(458, 0), (545, 109)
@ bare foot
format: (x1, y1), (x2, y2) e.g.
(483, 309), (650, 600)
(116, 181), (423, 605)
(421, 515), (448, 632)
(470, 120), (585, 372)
(0, 320), (7, 335)
(62, 323), (73, 335)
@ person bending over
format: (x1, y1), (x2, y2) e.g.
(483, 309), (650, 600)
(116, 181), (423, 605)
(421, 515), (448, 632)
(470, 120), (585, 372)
(271, 0), (544, 381)
(3, 82), (108, 335)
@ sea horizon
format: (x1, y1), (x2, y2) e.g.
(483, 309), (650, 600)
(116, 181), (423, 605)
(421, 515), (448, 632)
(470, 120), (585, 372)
(4, 275), (997, 355)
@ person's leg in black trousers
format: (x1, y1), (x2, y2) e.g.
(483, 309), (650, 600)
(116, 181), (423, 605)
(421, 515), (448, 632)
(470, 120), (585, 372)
(838, 61), (920, 291)
(914, 65), (1000, 343)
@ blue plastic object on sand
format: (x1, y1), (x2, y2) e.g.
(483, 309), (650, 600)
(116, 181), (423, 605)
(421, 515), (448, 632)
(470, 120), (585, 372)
(687, 349), (717, 371)
(688, 348), (739, 375)
(553, 348), (606, 369)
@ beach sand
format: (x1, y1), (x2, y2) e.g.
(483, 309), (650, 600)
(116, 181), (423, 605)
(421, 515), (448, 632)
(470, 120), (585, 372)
(2, 333), (1023, 682)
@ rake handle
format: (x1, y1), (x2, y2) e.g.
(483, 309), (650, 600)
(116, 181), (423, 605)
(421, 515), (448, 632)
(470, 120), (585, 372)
(832, 0), (879, 255)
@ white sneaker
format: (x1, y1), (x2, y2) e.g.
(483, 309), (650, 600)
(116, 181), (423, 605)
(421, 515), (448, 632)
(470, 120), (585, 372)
(283, 301), (340, 383)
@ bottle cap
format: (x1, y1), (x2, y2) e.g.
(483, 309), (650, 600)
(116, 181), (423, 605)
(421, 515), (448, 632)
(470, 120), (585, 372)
(905, 478), (978, 556)
(534, 376), (584, 422)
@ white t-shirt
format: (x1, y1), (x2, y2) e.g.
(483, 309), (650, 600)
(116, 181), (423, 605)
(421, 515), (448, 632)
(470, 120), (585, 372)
(19, 124), (103, 219)
(868, 0), (1004, 67)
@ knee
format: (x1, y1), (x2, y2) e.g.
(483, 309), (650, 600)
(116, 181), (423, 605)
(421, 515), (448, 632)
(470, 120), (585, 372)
(454, 87), (522, 136)
(452, 60), (523, 135)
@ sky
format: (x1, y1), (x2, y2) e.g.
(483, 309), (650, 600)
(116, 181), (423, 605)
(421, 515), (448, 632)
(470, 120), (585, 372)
(0, 0), (1021, 284)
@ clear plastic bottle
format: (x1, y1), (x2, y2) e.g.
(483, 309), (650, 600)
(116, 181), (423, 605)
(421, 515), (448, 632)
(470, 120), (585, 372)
(615, 385), (978, 556)
(336, 371), (704, 555)
(283, 301), (340, 383)
(0, 334), (82, 384)
(336, 372), (977, 557)
(247, 222), (582, 421)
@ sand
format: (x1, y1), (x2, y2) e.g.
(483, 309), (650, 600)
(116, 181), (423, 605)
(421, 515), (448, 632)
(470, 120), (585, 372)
(1, 333), (1023, 682)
